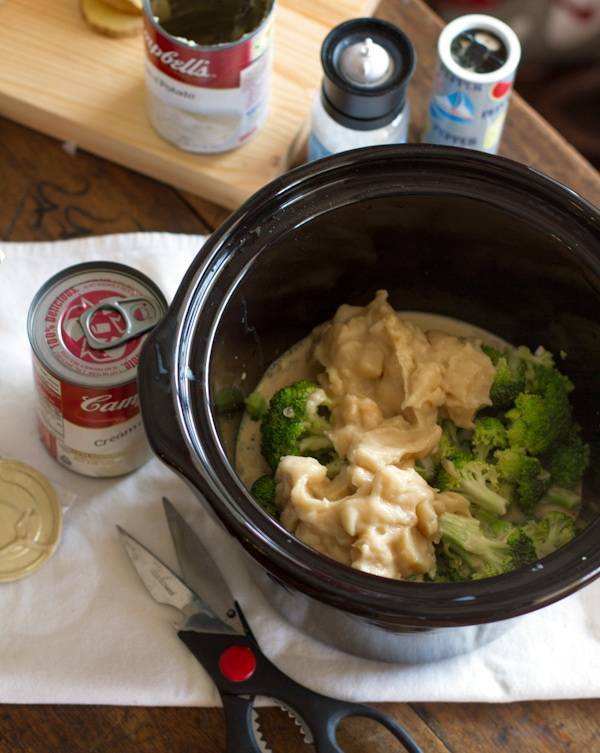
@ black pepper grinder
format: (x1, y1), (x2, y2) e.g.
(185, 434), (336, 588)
(308, 18), (416, 160)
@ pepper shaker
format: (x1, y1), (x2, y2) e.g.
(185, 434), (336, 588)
(308, 18), (416, 161)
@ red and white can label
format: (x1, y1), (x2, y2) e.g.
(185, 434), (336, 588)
(33, 360), (149, 477)
(142, 5), (273, 153)
(28, 263), (166, 478)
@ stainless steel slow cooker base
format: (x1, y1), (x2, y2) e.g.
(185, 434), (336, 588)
(249, 554), (521, 663)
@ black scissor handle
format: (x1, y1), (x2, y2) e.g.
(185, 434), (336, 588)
(221, 694), (263, 753)
(178, 627), (423, 753)
(310, 699), (424, 753)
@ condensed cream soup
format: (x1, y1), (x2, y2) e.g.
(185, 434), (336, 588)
(235, 290), (504, 580)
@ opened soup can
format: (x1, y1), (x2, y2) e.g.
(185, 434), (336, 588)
(142, 0), (275, 153)
(27, 262), (167, 478)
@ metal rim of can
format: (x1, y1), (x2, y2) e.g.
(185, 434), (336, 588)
(0, 459), (63, 582)
(141, 0), (275, 52)
(438, 13), (522, 85)
(27, 261), (168, 389)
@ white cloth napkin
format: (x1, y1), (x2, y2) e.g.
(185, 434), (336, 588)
(0, 232), (598, 706)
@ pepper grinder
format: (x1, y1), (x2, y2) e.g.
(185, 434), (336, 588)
(308, 18), (417, 161)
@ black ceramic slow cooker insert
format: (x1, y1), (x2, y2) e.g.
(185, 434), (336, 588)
(138, 145), (600, 663)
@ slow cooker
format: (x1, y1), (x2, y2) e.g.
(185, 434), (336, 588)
(138, 145), (600, 663)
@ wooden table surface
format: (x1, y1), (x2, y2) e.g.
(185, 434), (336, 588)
(1, 1), (598, 752)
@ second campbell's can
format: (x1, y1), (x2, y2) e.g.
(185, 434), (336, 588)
(27, 262), (167, 478)
(423, 14), (521, 154)
(142, 0), (275, 153)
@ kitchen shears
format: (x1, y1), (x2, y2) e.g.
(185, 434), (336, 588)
(117, 497), (424, 753)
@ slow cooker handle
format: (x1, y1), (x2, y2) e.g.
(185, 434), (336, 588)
(138, 314), (206, 489)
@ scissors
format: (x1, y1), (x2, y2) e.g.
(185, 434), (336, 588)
(117, 497), (424, 753)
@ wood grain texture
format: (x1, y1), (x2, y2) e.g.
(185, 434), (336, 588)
(0, 118), (210, 241)
(0, 0), (599, 751)
(412, 699), (600, 753)
(0, 0), (371, 211)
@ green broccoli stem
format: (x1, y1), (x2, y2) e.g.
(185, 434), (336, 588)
(460, 479), (509, 516)
(439, 514), (481, 551)
(438, 513), (507, 572)
(541, 485), (581, 510)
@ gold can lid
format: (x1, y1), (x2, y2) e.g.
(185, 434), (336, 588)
(0, 460), (63, 582)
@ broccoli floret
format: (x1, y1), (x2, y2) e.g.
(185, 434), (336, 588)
(244, 392), (269, 421)
(432, 543), (473, 582)
(484, 344), (573, 415)
(544, 429), (590, 489)
(434, 453), (510, 516)
(214, 386), (245, 415)
(482, 346), (527, 409)
(437, 419), (469, 459)
(260, 380), (333, 471)
(527, 363), (574, 397)
(213, 387), (269, 421)
(481, 344), (503, 365)
(495, 447), (550, 514)
(508, 528), (540, 569)
(514, 344), (555, 371)
(434, 451), (473, 490)
(419, 418), (472, 485)
(250, 475), (278, 517)
(522, 511), (577, 558)
(438, 512), (536, 580)
(505, 382), (572, 456)
(495, 446), (529, 482)
(541, 485), (581, 510)
(472, 416), (508, 460)
(502, 345), (575, 456)
(474, 507), (513, 538)
(514, 345), (572, 395)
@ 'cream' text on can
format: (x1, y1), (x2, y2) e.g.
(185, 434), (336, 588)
(422, 14), (521, 154)
(27, 262), (167, 478)
(142, 0), (275, 153)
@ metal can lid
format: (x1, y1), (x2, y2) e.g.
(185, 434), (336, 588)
(27, 262), (167, 388)
(0, 460), (63, 582)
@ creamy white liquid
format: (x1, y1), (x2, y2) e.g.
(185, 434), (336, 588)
(234, 311), (506, 490)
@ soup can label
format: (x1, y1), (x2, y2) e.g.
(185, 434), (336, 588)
(27, 262), (167, 478)
(422, 14), (521, 154)
(142, 0), (274, 153)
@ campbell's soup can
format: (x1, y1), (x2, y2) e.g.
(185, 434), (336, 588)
(27, 262), (167, 478)
(422, 14), (521, 154)
(142, 0), (275, 153)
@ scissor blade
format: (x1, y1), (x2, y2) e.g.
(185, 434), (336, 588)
(117, 525), (238, 636)
(162, 497), (245, 635)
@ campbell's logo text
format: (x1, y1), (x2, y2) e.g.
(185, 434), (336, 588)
(81, 394), (140, 413)
(143, 29), (215, 79)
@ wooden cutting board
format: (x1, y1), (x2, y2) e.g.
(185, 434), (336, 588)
(0, 0), (376, 210)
